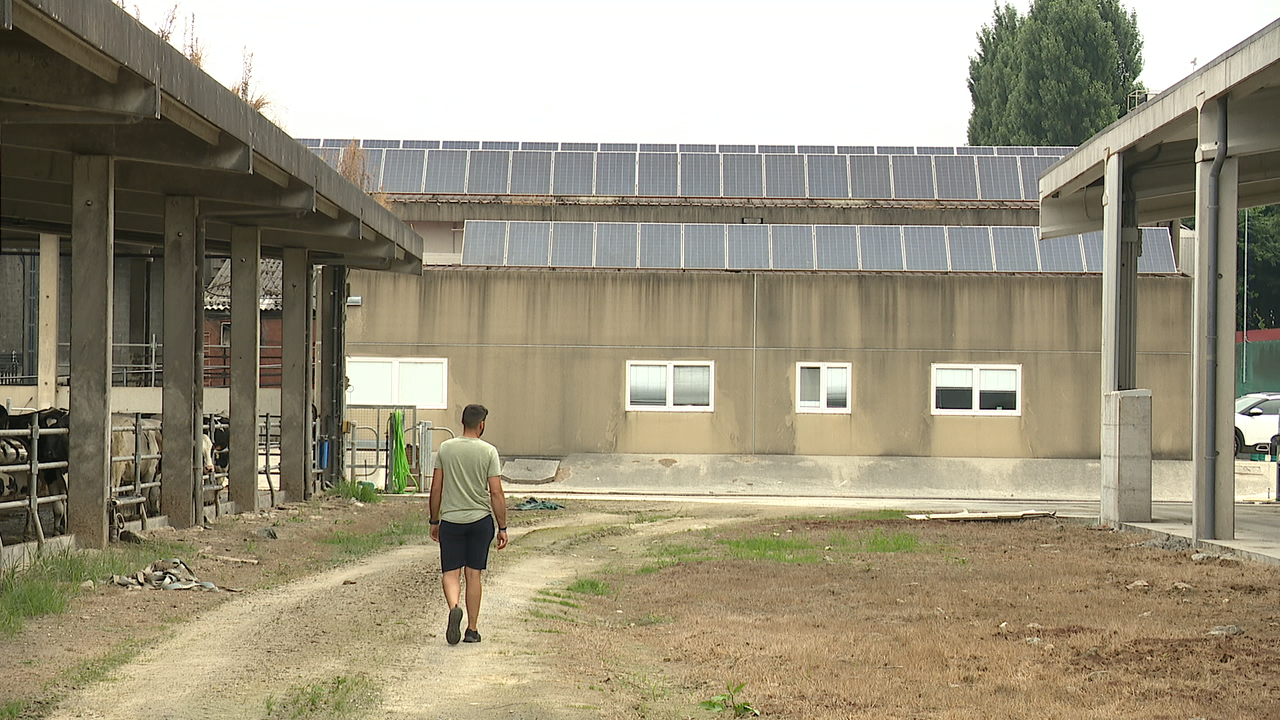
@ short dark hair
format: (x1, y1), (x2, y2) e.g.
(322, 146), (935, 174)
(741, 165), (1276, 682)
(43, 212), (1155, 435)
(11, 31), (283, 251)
(461, 404), (488, 430)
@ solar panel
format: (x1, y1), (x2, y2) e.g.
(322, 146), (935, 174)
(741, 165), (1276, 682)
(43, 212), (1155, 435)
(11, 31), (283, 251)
(521, 142), (558, 151)
(466, 150), (510, 194)
(996, 146), (1035, 155)
(860, 226), (904, 270)
(1018, 156), (1057, 199)
(759, 145), (796, 154)
(551, 222), (595, 267)
(807, 154), (849, 198)
(934, 156), (979, 200)
(849, 155), (892, 199)
(314, 148), (340, 168)
(360, 149), (384, 189)
(878, 146), (914, 155)
(639, 224), (682, 268)
(380, 149), (425, 192)
(1037, 146), (1075, 156)
(992, 227), (1040, 271)
(403, 140), (439, 149)
(562, 142), (599, 152)
(596, 223), (638, 268)
(1039, 234), (1085, 272)
(296, 138), (321, 147)
(723, 154), (764, 197)
(814, 225), (858, 270)
(510, 151), (552, 194)
(684, 225), (726, 269)
(640, 143), (678, 153)
(595, 152), (637, 195)
(918, 146), (956, 155)
(956, 146), (996, 155)
(1082, 231), (1104, 272)
(461, 221), (506, 265)
(1138, 227), (1178, 273)
(552, 152), (594, 195)
(601, 143), (638, 152)
(977, 156), (1022, 200)
(680, 154), (721, 197)
(321, 139), (352, 148)
(506, 221), (551, 266)
(948, 227), (994, 271)
(680, 144), (716, 153)
(838, 146), (875, 154)
(764, 154), (805, 198)
(424, 149), (468, 193)
(638, 153), (678, 196)
(798, 145), (835, 154)
(770, 225), (814, 270)
(904, 226), (948, 271)
(891, 156), (935, 199)
(727, 224), (771, 270)
(362, 140), (400, 149)
(482, 141), (519, 150)
(719, 144), (755, 153)
(442, 140), (480, 150)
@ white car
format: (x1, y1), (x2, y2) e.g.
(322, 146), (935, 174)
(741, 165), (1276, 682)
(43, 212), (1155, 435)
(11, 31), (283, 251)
(1235, 393), (1280, 456)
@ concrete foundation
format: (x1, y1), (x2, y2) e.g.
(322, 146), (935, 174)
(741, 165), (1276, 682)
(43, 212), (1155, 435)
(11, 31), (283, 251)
(1101, 389), (1153, 524)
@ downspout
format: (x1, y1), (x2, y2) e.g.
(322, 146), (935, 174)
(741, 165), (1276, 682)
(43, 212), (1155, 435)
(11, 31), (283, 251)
(1204, 96), (1228, 539)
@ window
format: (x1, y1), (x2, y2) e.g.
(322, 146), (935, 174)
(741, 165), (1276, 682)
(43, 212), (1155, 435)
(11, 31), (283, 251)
(796, 362), (851, 414)
(346, 357), (448, 409)
(626, 361), (714, 411)
(931, 363), (1020, 416)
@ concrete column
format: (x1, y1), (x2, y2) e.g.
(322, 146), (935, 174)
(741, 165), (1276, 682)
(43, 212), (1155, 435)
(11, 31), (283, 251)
(281, 248), (312, 502)
(161, 197), (201, 529)
(68, 156), (113, 549)
(1192, 99), (1238, 541)
(37, 233), (59, 409)
(317, 265), (346, 486)
(1101, 389), (1153, 524)
(1101, 151), (1123, 395)
(228, 226), (261, 512)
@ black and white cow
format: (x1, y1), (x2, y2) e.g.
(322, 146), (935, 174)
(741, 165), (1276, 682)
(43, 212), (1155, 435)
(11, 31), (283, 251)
(0, 406), (70, 536)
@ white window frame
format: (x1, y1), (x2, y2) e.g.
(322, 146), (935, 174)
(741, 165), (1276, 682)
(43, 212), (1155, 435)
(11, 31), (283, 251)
(346, 356), (449, 409)
(930, 363), (1021, 417)
(626, 360), (715, 412)
(795, 362), (853, 414)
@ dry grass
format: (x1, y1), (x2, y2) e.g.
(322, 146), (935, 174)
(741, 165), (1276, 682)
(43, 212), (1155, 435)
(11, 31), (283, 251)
(544, 514), (1280, 719)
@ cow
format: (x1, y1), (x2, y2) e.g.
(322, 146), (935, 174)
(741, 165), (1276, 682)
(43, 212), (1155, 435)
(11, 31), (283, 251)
(0, 406), (70, 537)
(206, 414), (230, 473)
(110, 413), (163, 518)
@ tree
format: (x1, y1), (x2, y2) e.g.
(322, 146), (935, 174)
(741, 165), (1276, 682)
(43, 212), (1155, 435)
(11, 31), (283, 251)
(967, 0), (1144, 146)
(1239, 206), (1280, 331)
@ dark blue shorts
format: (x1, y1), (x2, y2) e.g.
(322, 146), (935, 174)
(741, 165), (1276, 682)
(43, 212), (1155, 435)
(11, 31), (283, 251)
(439, 515), (495, 572)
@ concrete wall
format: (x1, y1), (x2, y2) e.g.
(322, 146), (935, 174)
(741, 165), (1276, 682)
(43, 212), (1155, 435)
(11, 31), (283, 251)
(346, 267), (1194, 460)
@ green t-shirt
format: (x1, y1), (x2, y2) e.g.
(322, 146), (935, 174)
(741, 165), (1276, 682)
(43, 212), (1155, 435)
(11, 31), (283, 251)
(437, 436), (502, 524)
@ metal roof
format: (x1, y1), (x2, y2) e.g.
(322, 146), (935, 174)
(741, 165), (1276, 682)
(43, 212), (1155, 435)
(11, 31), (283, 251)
(1039, 19), (1280, 238)
(0, 0), (424, 272)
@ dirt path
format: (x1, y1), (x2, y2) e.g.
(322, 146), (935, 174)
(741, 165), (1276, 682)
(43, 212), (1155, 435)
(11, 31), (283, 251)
(44, 509), (734, 720)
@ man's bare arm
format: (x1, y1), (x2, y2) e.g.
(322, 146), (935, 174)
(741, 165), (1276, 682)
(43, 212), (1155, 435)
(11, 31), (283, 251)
(429, 467), (444, 541)
(488, 475), (508, 549)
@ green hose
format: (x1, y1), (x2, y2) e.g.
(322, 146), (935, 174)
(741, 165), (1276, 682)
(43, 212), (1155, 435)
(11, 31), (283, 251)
(388, 410), (411, 494)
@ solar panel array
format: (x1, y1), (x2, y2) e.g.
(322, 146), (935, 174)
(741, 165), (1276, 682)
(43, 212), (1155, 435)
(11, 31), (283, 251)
(298, 139), (1070, 201)
(460, 222), (1178, 274)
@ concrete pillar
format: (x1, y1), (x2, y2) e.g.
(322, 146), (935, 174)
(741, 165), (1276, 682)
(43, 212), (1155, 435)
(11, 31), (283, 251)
(317, 265), (346, 486)
(1192, 98), (1238, 541)
(37, 233), (59, 409)
(281, 248), (312, 502)
(1101, 389), (1152, 524)
(161, 197), (201, 529)
(228, 225), (260, 512)
(67, 156), (113, 549)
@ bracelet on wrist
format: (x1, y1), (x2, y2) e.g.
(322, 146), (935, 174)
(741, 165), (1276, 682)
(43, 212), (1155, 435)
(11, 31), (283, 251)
(498, 527), (507, 533)
(429, 519), (440, 525)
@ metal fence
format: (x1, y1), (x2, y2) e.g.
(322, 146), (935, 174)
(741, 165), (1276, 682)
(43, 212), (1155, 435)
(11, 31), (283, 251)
(0, 411), (69, 546)
(344, 405), (454, 492)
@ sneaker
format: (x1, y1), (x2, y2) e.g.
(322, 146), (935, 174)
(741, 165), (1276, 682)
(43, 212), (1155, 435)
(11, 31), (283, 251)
(446, 606), (463, 645)
(463, 629), (482, 643)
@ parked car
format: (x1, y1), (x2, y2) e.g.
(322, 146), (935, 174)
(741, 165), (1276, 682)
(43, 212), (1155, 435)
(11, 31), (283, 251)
(1235, 392), (1280, 455)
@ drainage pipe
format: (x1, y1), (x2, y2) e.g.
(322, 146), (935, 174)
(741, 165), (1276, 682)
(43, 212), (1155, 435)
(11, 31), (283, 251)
(1204, 95), (1228, 539)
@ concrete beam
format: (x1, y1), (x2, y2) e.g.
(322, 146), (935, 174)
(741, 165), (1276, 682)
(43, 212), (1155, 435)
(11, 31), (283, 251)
(161, 196), (201, 529)
(3, 122), (250, 172)
(1191, 99), (1238, 541)
(280, 248), (312, 502)
(67, 155), (113, 549)
(0, 36), (158, 119)
(229, 225), (260, 512)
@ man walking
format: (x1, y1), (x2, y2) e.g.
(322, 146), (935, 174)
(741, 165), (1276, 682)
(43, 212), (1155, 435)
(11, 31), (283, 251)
(429, 404), (508, 645)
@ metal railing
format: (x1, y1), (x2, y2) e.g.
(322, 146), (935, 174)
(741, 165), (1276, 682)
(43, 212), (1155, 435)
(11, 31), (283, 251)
(0, 414), (69, 546)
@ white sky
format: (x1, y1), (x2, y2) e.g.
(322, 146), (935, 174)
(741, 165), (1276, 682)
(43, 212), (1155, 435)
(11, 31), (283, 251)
(120, 0), (1278, 146)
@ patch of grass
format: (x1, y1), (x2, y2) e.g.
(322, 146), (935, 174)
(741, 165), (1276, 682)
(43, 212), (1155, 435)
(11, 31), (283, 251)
(632, 613), (672, 626)
(266, 674), (378, 718)
(848, 509), (908, 520)
(327, 480), (380, 504)
(528, 608), (578, 623)
(532, 595), (581, 609)
(630, 508), (684, 524)
(827, 528), (921, 553)
(320, 518), (430, 558)
(567, 577), (612, 596)
(0, 701), (24, 719)
(719, 535), (822, 563)
(65, 642), (142, 687)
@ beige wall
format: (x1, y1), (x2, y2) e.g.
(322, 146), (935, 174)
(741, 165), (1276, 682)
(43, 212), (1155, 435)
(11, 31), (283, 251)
(346, 268), (1193, 460)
